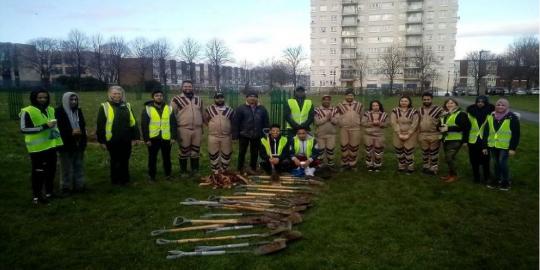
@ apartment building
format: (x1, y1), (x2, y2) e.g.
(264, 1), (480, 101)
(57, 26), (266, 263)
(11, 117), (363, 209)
(311, 0), (458, 90)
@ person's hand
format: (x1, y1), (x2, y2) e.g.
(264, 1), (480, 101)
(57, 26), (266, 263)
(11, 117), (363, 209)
(72, 128), (81, 135)
(47, 120), (56, 128)
(439, 125), (448, 132)
(132, 140), (138, 146)
(304, 160), (311, 167)
(482, 149), (488, 155)
(373, 120), (380, 126)
(146, 141), (152, 146)
(294, 159), (301, 167)
(170, 139), (176, 145)
(100, 144), (107, 150)
(509, 150), (516, 156)
(271, 158), (279, 165)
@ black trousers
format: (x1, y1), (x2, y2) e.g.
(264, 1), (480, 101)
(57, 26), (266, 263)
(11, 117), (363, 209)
(30, 148), (57, 198)
(147, 138), (171, 179)
(260, 159), (292, 175)
(237, 136), (261, 170)
(468, 142), (490, 183)
(107, 142), (131, 185)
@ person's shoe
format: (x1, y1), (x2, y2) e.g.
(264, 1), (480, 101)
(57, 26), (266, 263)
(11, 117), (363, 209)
(406, 169), (415, 175)
(499, 183), (511, 191)
(367, 167), (373, 172)
(32, 197), (39, 205)
(444, 175), (458, 183)
(45, 193), (53, 200)
(374, 168), (380, 172)
(244, 167), (257, 176)
(486, 183), (497, 189)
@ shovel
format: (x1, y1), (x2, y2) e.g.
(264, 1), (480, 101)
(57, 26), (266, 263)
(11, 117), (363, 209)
(166, 239), (288, 259)
(150, 224), (226, 236)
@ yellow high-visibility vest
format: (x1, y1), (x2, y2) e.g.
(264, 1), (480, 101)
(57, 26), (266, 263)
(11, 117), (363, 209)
(287, 99), (312, 129)
(486, 115), (512, 149)
(146, 105), (171, 140)
(467, 113), (487, 144)
(261, 136), (288, 157)
(101, 102), (136, 141)
(20, 106), (63, 153)
(293, 136), (314, 159)
(442, 111), (463, 141)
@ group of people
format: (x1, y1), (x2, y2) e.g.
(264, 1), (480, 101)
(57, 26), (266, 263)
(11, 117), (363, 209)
(19, 82), (521, 205)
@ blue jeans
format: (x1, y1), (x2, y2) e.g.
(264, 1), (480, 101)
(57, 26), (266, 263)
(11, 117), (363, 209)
(59, 149), (85, 190)
(490, 148), (509, 186)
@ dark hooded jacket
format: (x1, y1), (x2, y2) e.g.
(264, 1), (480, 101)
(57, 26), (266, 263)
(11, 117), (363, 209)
(55, 93), (87, 151)
(466, 95), (495, 128)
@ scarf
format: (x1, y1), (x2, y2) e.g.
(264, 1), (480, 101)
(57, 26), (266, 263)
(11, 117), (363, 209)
(494, 98), (510, 121)
(62, 92), (80, 129)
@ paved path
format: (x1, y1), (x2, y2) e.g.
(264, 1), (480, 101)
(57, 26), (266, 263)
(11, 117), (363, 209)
(453, 97), (539, 124)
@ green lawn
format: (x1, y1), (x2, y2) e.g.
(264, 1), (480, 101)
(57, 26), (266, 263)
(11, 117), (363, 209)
(460, 95), (539, 113)
(0, 91), (538, 269)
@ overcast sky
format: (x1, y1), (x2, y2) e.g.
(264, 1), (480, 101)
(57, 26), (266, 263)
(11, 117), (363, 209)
(0, 0), (538, 65)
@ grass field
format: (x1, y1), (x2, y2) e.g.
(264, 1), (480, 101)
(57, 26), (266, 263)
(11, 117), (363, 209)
(0, 90), (538, 269)
(460, 95), (539, 113)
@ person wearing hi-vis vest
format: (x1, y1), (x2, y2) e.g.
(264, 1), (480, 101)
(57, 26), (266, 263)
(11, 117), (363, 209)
(97, 86), (140, 186)
(336, 88), (363, 172)
(466, 95), (494, 184)
(284, 86), (314, 136)
(438, 98), (470, 183)
(171, 80), (204, 178)
(290, 127), (320, 177)
(482, 98), (520, 191)
(204, 92), (234, 174)
(20, 88), (63, 205)
(141, 90), (177, 182)
(259, 124), (292, 174)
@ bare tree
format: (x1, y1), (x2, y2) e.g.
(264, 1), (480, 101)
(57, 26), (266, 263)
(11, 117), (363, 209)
(90, 33), (106, 81)
(355, 53), (368, 93)
(410, 46), (440, 92)
(62, 29), (89, 82)
(27, 38), (61, 85)
(104, 36), (130, 84)
(178, 38), (201, 81)
(378, 45), (404, 93)
(512, 35), (539, 88)
(130, 37), (152, 85)
(283, 45), (306, 89)
(149, 38), (173, 86)
(205, 38), (232, 91)
(466, 50), (496, 95)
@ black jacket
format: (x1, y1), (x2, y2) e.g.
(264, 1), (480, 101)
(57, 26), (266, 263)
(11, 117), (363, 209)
(259, 135), (291, 162)
(284, 98), (315, 131)
(140, 101), (178, 142)
(482, 112), (520, 151)
(55, 106), (87, 151)
(96, 101), (140, 144)
(440, 109), (470, 143)
(232, 103), (269, 140)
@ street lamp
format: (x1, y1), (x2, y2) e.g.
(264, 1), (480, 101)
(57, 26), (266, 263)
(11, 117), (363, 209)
(446, 70), (450, 96)
(333, 66), (337, 87)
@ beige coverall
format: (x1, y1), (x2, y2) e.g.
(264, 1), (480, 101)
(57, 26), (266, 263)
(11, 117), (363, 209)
(336, 100), (363, 168)
(418, 106), (443, 173)
(390, 107), (420, 171)
(314, 105), (339, 167)
(361, 111), (389, 169)
(204, 104), (234, 173)
(171, 94), (204, 159)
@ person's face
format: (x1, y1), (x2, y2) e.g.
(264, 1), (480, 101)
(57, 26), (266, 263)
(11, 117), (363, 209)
(495, 102), (507, 113)
(182, 82), (193, 94)
(445, 100), (457, 111)
(153, 93), (164, 104)
(295, 91), (306, 99)
(270, 127), (280, 138)
(322, 98), (331, 107)
(399, 98), (410, 108)
(422, 96), (432, 107)
(247, 96), (257, 104)
(215, 96), (225, 106)
(36, 92), (48, 105)
(297, 129), (307, 140)
(476, 100), (485, 108)
(110, 90), (122, 103)
(345, 94), (354, 102)
(371, 102), (380, 112)
(69, 95), (78, 108)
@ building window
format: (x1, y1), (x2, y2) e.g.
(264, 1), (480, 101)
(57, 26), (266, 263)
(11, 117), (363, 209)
(320, 6), (327, 11)
(330, 38), (337, 44)
(382, 14), (393, 21)
(438, 23), (447, 29)
(321, 27), (326, 33)
(331, 15), (337, 21)
(331, 26), (337, 32)
(369, 15), (381, 21)
(330, 48), (336, 55)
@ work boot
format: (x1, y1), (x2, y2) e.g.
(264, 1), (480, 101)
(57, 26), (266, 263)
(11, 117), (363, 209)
(190, 158), (200, 178)
(444, 175), (458, 183)
(179, 159), (189, 178)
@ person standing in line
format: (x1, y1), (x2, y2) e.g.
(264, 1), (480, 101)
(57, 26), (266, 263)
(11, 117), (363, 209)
(141, 89), (177, 182)
(314, 95), (338, 170)
(466, 95), (494, 184)
(204, 92), (234, 174)
(417, 92), (443, 175)
(336, 89), (363, 172)
(390, 96), (419, 174)
(97, 86), (140, 185)
(361, 100), (388, 172)
(284, 86), (314, 136)
(20, 88), (63, 204)
(483, 98), (520, 191)
(232, 91), (270, 175)
(438, 98), (470, 183)
(171, 80), (204, 178)
(56, 92), (87, 194)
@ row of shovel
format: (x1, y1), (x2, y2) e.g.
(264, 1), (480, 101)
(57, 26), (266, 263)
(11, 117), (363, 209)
(150, 175), (324, 259)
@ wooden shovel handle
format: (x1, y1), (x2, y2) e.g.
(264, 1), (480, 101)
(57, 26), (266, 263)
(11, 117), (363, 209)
(167, 224), (224, 233)
(190, 219), (240, 224)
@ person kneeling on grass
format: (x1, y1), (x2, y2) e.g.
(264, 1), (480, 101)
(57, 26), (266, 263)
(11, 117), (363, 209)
(483, 98), (520, 191)
(259, 124), (292, 175)
(290, 127), (320, 177)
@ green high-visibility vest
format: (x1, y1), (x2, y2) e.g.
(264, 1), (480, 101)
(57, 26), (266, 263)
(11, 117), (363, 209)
(287, 99), (312, 129)
(442, 111), (463, 141)
(487, 115), (512, 149)
(261, 136), (288, 157)
(101, 102), (136, 141)
(146, 104), (171, 140)
(467, 113), (487, 144)
(293, 136), (314, 159)
(20, 106), (63, 153)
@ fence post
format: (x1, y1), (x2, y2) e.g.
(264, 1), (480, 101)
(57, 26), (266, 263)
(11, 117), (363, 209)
(8, 88), (23, 120)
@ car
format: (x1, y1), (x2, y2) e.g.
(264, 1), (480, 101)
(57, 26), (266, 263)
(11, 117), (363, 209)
(529, 87), (539, 95)
(487, 87), (505, 95)
(515, 88), (528, 95)
(467, 89), (478, 96)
